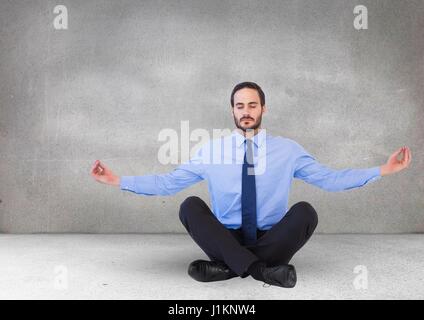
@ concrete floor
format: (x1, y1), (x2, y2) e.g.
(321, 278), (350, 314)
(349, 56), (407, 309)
(0, 234), (423, 299)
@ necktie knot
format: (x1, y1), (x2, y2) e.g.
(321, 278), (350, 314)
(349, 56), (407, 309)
(244, 139), (254, 167)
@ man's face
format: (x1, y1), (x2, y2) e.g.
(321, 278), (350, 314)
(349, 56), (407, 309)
(232, 88), (266, 132)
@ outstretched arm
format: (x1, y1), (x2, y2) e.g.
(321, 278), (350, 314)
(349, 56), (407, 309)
(90, 147), (205, 196)
(119, 164), (204, 196)
(293, 143), (411, 192)
(380, 146), (412, 176)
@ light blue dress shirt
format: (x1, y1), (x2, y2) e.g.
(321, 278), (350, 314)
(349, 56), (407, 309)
(120, 129), (381, 230)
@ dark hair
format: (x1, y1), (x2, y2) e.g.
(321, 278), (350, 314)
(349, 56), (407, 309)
(230, 82), (265, 107)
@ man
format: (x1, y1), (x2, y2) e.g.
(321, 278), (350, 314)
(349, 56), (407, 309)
(91, 82), (411, 288)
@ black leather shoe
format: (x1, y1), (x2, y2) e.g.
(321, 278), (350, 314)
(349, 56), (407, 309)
(188, 260), (238, 282)
(261, 264), (297, 288)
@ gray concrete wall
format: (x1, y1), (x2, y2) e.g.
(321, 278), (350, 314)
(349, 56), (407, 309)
(0, 0), (423, 233)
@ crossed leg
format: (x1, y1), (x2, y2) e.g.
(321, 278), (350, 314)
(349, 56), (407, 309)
(179, 196), (318, 277)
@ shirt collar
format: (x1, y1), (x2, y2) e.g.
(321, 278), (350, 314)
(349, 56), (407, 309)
(232, 128), (267, 149)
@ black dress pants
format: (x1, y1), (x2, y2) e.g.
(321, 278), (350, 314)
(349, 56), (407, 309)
(179, 196), (318, 277)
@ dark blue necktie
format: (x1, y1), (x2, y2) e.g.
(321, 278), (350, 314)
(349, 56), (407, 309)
(241, 138), (257, 245)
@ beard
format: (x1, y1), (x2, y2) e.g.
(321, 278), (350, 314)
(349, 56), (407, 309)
(233, 112), (263, 132)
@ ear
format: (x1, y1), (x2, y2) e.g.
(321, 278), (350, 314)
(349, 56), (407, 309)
(262, 105), (267, 114)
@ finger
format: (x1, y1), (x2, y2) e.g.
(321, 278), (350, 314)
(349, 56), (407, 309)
(93, 164), (102, 175)
(394, 147), (403, 158)
(403, 147), (410, 166)
(403, 146), (407, 156)
(393, 147), (403, 161)
(392, 149), (398, 159)
(402, 146), (408, 158)
(91, 161), (105, 175)
(91, 160), (100, 171)
(406, 147), (411, 166)
(405, 147), (411, 165)
(91, 163), (99, 173)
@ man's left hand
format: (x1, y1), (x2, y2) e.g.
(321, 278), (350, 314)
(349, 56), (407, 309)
(380, 146), (412, 176)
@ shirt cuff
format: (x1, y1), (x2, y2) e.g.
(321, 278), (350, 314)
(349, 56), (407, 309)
(366, 166), (382, 183)
(120, 176), (136, 191)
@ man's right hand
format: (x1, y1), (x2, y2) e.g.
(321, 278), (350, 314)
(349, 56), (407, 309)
(91, 160), (120, 186)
